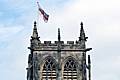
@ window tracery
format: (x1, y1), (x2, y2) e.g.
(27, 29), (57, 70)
(42, 58), (57, 80)
(63, 58), (77, 80)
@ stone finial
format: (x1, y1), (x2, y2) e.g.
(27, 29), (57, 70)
(34, 21), (37, 29)
(58, 28), (61, 41)
(81, 22), (83, 27)
(79, 22), (88, 41)
(31, 21), (39, 39)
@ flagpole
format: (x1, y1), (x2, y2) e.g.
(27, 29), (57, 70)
(37, 7), (40, 27)
(36, 1), (39, 26)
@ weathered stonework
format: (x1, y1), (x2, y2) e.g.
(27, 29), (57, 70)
(27, 21), (92, 80)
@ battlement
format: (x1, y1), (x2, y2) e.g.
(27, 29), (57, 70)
(54, 41), (64, 44)
(40, 41), (76, 45)
(67, 41), (74, 44)
(44, 41), (51, 44)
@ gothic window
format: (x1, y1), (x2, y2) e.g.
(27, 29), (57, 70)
(63, 58), (77, 80)
(42, 58), (57, 80)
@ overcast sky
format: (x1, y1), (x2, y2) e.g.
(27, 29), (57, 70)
(0, 0), (120, 80)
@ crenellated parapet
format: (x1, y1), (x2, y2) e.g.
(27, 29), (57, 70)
(29, 40), (91, 52)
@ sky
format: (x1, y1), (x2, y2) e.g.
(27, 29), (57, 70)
(0, 0), (120, 80)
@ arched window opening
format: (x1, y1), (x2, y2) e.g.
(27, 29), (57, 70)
(42, 58), (57, 80)
(63, 59), (77, 80)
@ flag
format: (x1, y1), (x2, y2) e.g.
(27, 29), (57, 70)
(37, 2), (49, 22)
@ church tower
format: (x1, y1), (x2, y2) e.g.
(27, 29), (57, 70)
(27, 21), (92, 80)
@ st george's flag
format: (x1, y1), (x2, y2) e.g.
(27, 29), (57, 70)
(37, 2), (49, 22)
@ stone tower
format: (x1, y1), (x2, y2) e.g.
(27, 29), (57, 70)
(27, 21), (92, 80)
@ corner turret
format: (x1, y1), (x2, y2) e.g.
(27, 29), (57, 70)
(30, 21), (40, 49)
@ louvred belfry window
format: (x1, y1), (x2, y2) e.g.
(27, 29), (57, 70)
(63, 59), (77, 80)
(42, 58), (57, 80)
